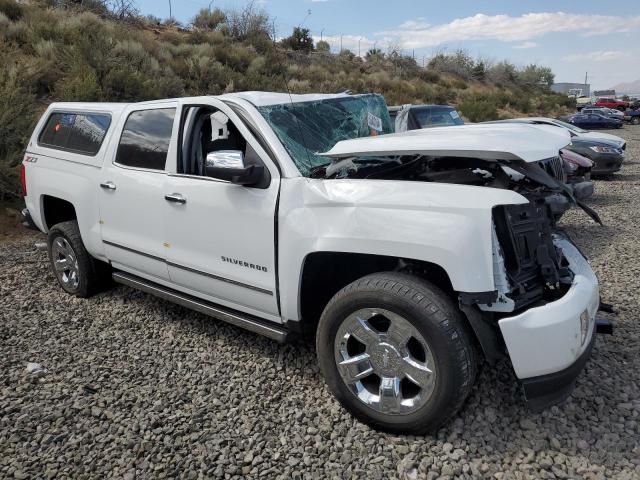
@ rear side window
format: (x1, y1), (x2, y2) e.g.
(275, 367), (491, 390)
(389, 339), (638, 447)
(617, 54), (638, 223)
(115, 108), (176, 170)
(39, 112), (111, 155)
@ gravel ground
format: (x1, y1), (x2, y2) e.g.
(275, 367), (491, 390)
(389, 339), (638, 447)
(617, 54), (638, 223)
(1, 127), (640, 480)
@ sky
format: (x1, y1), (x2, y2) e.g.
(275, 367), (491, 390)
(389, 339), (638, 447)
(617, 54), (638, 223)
(137, 0), (640, 91)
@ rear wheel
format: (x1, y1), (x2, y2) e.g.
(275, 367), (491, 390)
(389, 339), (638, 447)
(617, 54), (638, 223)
(48, 220), (110, 297)
(631, 117), (640, 125)
(316, 272), (477, 434)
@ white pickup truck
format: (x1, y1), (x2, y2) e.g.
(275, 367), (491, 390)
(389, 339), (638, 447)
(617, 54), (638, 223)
(21, 92), (606, 434)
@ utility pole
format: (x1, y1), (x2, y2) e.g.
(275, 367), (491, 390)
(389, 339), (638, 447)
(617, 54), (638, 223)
(340, 35), (343, 52)
(358, 37), (361, 57)
(272, 20), (277, 42)
(168, 0), (172, 19)
(209, 0), (214, 13)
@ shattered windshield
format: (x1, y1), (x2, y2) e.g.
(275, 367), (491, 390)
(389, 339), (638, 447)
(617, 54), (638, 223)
(257, 94), (393, 176)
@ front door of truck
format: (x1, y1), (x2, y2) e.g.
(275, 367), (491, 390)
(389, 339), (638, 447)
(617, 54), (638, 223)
(99, 103), (178, 281)
(162, 99), (280, 320)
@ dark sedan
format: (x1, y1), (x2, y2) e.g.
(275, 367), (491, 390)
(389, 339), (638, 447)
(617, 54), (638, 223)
(565, 113), (623, 130)
(566, 138), (624, 175)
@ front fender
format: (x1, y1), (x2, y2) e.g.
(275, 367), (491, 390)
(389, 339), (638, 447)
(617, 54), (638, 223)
(278, 178), (528, 321)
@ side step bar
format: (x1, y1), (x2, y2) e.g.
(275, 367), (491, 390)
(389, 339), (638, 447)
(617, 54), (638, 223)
(112, 271), (289, 342)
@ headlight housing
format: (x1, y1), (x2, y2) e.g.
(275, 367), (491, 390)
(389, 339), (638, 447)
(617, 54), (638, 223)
(589, 145), (620, 154)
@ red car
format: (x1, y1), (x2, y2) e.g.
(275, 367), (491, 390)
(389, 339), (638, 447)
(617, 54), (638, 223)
(595, 98), (629, 111)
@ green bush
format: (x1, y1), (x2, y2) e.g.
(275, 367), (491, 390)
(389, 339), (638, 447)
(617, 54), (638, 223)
(459, 95), (499, 122)
(0, 0), (22, 21)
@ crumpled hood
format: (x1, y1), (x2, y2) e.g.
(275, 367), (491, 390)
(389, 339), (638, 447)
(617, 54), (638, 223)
(320, 123), (571, 163)
(578, 131), (625, 147)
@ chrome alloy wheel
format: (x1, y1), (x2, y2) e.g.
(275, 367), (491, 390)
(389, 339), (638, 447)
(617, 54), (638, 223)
(51, 237), (80, 290)
(334, 308), (436, 415)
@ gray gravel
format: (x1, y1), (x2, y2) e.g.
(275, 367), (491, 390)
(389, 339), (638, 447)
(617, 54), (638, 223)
(2, 128), (640, 479)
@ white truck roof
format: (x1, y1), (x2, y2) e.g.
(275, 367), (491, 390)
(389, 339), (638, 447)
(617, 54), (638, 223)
(45, 92), (353, 112)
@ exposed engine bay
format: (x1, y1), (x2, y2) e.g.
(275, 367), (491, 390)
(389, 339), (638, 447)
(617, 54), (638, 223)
(312, 154), (600, 314)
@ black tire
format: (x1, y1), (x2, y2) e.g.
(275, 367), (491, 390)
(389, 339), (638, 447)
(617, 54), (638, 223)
(47, 220), (110, 298)
(316, 272), (477, 434)
(632, 117), (640, 126)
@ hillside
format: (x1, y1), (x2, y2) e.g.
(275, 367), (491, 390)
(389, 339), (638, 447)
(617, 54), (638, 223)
(611, 79), (640, 95)
(0, 0), (575, 199)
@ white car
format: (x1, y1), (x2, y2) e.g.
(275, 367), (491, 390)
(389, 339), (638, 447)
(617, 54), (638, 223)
(487, 116), (626, 150)
(21, 92), (606, 434)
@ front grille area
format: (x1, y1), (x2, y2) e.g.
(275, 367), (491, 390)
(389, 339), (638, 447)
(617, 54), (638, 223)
(493, 197), (570, 310)
(540, 156), (567, 184)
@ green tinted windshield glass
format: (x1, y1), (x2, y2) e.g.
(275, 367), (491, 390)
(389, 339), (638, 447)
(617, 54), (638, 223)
(257, 94), (392, 176)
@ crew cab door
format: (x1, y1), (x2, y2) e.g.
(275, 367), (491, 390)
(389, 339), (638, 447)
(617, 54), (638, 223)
(163, 99), (281, 320)
(99, 103), (178, 281)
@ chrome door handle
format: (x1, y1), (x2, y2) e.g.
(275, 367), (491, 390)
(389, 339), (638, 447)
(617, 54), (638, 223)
(100, 182), (116, 190)
(165, 193), (186, 204)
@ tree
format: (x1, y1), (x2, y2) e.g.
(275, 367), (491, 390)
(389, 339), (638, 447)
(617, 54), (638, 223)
(365, 48), (384, 62)
(517, 64), (554, 88)
(224, 1), (271, 43)
(107, 0), (138, 20)
(192, 7), (226, 31)
(472, 61), (486, 81)
(281, 27), (314, 52)
(316, 40), (330, 53)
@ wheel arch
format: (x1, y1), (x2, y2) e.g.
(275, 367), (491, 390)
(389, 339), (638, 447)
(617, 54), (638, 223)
(41, 194), (77, 231)
(296, 251), (455, 338)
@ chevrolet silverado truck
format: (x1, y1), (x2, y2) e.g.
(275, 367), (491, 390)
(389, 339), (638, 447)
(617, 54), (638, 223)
(21, 92), (606, 434)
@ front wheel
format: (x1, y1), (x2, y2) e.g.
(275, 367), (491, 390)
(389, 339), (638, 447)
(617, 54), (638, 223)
(316, 272), (477, 434)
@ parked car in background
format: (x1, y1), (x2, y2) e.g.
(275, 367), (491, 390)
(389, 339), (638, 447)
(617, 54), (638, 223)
(568, 137), (625, 175)
(484, 117), (626, 149)
(575, 96), (592, 111)
(485, 117), (625, 177)
(581, 107), (624, 121)
(595, 98), (629, 111)
(624, 109), (640, 125)
(559, 148), (594, 199)
(564, 113), (623, 130)
(389, 104), (464, 132)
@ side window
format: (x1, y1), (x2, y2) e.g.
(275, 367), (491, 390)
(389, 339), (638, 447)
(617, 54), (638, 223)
(115, 108), (176, 170)
(39, 112), (111, 155)
(179, 106), (249, 176)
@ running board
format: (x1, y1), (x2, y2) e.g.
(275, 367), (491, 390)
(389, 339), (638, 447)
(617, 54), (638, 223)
(112, 271), (289, 342)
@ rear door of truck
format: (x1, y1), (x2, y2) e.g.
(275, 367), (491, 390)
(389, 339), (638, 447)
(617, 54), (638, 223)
(98, 102), (179, 281)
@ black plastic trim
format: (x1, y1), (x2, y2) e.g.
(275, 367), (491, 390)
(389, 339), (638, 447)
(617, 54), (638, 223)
(113, 271), (287, 342)
(103, 240), (164, 262)
(21, 208), (39, 231)
(103, 240), (273, 296)
(522, 332), (595, 411)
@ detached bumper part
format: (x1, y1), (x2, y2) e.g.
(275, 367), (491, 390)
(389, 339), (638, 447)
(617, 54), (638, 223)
(569, 181), (594, 201)
(498, 238), (599, 409)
